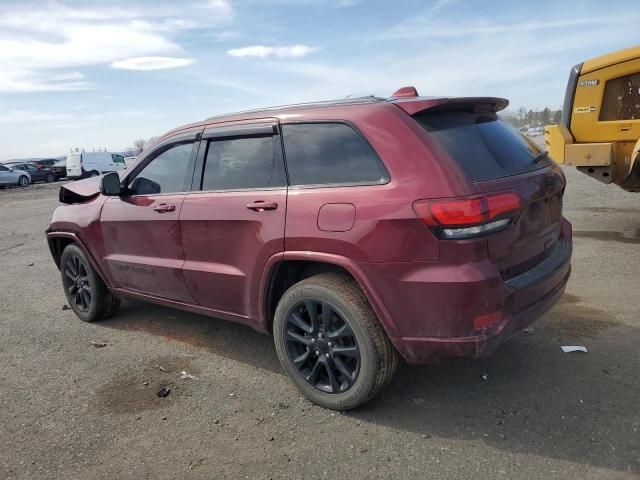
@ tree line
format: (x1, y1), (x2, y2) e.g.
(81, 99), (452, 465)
(500, 107), (562, 129)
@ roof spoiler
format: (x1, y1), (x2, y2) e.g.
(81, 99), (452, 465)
(391, 96), (509, 116)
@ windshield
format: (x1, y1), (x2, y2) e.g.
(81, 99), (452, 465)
(414, 110), (551, 182)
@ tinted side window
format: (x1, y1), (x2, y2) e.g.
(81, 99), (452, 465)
(282, 123), (388, 186)
(112, 154), (125, 164)
(201, 136), (285, 190)
(129, 142), (194, 195)
(0, 165), (8, 171)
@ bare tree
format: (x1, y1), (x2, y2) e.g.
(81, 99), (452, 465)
(132, 139), (145, 155)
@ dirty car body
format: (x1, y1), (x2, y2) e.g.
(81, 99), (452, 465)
(46, 89), (572, 408)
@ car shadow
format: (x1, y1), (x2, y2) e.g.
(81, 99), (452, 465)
(99, 295), (639, 473)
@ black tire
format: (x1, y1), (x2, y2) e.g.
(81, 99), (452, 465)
(45, 173), (55, 183)
(273, 273), (398, 410)
(18, 176), (29, 187)
(60, 244), (120, 322)
(89, 171), (99, 177)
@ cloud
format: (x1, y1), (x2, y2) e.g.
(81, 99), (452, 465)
(0, 1), (232, 92)
(111, 57), (195, 71)
(227, 45), (317, 58)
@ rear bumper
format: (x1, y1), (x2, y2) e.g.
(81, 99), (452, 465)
(396, 264), (570, 362)
(360, 218), (573, 363)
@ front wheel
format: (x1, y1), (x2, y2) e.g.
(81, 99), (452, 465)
(273, 273), (398, 410)
(18, 176), (29, 187)
(60, 244), (120, 322)
(89, 170), (99, 177)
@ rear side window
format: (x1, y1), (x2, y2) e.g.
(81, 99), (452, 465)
(201, 136), (285, 191)
(282, 123), (388, 186)
(0, 165), (8, 171)
(111, 154), (125, 164)
(414, 111), (549, 182)
(129, 142), (195, 195)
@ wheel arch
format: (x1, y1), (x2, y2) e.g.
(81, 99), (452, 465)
(46, 231), (110, 288)
(259, 251), (400, 342)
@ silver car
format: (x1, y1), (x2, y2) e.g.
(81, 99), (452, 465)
(0, 164), (31, 187)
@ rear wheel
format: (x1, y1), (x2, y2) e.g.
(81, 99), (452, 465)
(45, 173), (54, 183)
(60, 244), (120, 322)
(89, 170), (99, 177)
(18, 176), (29, 187)
(273, 273), (398, 410)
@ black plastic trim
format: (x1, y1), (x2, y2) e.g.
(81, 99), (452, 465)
(561, 63), (583, 129)
(505, 239), (572, 290)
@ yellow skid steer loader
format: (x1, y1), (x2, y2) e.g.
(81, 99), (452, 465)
(545, 45), (640, 191)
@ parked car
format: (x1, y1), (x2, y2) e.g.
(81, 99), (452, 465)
(30, 158), (66, 180)
(66, 152), (126, 180)
(46, 87), (572, 410)
(10, 162), (56, 183)
(0, 164), (31, 187)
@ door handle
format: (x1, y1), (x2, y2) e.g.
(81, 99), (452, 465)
(153, 203), (176, 213)
(246, 201), (278, 212)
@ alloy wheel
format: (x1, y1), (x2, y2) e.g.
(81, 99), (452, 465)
(63, 255), (92, 312)
(284, 300), (360, 394)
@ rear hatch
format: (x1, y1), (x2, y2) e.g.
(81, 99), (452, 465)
(413, 106), (566, 278)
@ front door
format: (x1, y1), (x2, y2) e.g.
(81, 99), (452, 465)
(179, 121), (287, 320)
(99, 131), (200, 302)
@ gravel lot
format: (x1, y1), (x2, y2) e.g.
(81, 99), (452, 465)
(0, 168), (638, 480)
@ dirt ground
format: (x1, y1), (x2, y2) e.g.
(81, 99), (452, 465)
(0, 168), (638, 480)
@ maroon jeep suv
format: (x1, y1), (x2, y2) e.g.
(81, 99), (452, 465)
(47, 87), (572, 410)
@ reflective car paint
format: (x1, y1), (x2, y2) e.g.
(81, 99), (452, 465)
(47, 95), (572, 363)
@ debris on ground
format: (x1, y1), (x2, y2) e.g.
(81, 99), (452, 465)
(61, 304), (70, 311)
(157, 365), (168, 372)
(89, 341), (107, 348)
(480, 373), (489, 380)
(157, 387), (171, 397)
(188, 458), (207, 470)
(180, 371), (199, 380)
(27, 262), (34, 266)
(561, 345), (588, 353)
(523, 327), (534, 334)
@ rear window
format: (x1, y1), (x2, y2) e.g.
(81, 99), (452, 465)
(414, 111), (550, 182)
(282, 123), (388, 186)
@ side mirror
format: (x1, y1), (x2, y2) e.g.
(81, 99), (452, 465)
(100, 172), (121, 196)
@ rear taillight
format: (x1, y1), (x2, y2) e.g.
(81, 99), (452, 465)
(414, 192), (521, 239)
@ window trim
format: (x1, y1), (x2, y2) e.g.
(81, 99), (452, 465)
(192, 123), (287, 193)
(280, 120), (391, 189)
(123, 129), (202, 197)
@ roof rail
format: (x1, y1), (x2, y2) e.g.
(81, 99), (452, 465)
(205, 95), (386, 121)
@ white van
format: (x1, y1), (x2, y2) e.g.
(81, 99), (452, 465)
(66, 152), (126, 179)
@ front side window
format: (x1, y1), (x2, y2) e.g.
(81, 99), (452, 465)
(201, 135), (285, 191)
(282, 123), (389, 186)
(128, 142), (195, 195)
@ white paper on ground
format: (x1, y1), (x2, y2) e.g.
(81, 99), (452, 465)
(561, 345), (588, 353)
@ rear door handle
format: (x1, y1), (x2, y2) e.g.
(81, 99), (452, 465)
(153, 203), (176, 213)
(246, 201), (278, 212)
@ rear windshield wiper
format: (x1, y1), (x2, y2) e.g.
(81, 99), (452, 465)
(532, 150), (549, 164)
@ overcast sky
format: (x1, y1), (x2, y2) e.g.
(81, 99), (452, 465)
(0, 0), (638, 159)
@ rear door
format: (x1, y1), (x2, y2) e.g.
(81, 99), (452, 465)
(179, 121), (287, 320)
(413, 109), (566, 277)
(99, 130), (201, 302)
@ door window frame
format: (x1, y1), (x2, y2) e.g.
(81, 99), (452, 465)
(190, 122), (287, 194)
(122, 129), (203, 197)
